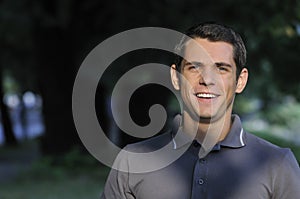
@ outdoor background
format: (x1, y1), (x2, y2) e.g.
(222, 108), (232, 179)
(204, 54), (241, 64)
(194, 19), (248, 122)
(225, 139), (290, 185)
(0, 0), (300, 198)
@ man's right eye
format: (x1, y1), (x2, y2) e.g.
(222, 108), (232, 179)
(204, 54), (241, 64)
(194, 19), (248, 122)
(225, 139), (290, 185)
(188, 65), (199, 70)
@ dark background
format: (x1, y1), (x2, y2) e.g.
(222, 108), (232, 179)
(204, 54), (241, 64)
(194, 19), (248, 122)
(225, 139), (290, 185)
(0, 0), (299, 197)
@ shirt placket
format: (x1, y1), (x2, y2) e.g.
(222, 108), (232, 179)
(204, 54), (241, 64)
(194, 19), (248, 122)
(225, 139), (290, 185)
(191, 143), (208, 199)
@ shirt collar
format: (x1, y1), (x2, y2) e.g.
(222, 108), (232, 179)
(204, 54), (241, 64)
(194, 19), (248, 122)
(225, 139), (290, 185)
(219, 114), (246, 148)
(171, 114), (193, 150)
(171, 114), (246, 150)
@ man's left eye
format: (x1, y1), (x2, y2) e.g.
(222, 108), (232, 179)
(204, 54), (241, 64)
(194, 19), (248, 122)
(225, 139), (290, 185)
(217, 66), (227, 71)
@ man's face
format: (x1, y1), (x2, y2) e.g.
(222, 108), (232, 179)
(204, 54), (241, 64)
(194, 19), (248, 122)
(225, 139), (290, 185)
(171, 38), (247, 123)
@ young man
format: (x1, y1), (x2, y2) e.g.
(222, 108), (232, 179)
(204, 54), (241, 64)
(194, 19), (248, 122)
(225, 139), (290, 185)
(101, 23), (300, 199)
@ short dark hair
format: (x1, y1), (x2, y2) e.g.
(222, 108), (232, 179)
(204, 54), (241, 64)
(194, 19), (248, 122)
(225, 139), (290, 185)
(174, 22), (247, 77)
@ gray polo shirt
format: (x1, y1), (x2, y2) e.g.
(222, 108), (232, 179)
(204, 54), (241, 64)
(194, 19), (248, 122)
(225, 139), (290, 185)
(101, 115), (300, 199)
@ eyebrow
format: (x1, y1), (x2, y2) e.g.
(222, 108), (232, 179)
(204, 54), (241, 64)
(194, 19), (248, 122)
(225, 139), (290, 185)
(184, 61), (204, 67)
(215, 62), (232, 68)
(184, 61), (232, 68)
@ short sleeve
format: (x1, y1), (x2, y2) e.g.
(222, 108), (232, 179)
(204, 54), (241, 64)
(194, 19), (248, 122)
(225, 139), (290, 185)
(272, 149), (300, 198)
(100, 147), (135, 199)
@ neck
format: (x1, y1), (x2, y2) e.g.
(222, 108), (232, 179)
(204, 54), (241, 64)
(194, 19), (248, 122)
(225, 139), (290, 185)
(182, 110), (232, 144)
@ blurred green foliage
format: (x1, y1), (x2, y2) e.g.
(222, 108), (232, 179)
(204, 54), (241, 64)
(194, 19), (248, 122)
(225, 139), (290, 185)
(236, 95), (300, 153)
(0, 145), (109, 199)
(265, 98), (300, 126)
(28, 147), (102, 179)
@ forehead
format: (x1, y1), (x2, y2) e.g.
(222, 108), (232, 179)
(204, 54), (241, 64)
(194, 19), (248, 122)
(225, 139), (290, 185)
(183, 38), (235, 66)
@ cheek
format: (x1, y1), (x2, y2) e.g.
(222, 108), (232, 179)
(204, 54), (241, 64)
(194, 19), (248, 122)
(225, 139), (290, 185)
(218, 78), (236, 98)
(180, 75), (196, 90)
(180, 85), (192, 100)
(226, 82), (237, 97)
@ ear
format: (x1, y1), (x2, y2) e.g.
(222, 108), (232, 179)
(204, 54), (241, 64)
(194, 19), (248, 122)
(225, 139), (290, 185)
(170, 64), (180, 90)
(235, 68), (248, 93)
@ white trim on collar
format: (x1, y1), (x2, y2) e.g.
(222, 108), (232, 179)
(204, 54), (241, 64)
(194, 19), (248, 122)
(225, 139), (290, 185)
(172, 138), (177, 150)
(240, 128), (245, 146)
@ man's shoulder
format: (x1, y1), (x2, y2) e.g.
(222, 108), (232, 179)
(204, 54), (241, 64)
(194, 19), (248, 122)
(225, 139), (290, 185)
(125, 131), (173, 153)
(244, 131), (293, 159)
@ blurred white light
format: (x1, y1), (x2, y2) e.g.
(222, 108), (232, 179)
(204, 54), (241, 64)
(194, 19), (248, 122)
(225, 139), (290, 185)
(4, 94), (20, 108)
(23, 91), (36, 108)
(296, 23), (300, 35)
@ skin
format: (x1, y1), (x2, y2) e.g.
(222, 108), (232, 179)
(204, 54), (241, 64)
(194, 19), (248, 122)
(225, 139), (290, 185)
(171, 38), (248, 144)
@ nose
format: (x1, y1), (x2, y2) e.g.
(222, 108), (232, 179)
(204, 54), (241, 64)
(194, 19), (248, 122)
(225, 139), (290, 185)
(198, 66), (215, 86)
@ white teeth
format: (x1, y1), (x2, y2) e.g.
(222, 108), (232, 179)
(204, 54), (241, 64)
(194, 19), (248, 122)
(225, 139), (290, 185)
(196, 93), (217, 98)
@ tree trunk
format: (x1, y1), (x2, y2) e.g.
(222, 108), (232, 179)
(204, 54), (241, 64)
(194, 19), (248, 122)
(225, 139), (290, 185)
(33, 22), (81, 155)
(0, 67), (17, 146)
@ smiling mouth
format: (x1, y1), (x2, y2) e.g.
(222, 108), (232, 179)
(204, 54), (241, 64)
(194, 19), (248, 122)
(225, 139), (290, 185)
(195, 93), (218, 99)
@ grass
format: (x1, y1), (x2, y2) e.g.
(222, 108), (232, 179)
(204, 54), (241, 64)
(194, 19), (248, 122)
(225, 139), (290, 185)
(0, 142), (110, 199)
(0, 171), (108, 199)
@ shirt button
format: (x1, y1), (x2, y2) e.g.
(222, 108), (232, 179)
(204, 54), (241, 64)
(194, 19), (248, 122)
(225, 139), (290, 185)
(200, 159), (206, 164)
(193, 141), (200, 147)
(197, 179), (204, 185)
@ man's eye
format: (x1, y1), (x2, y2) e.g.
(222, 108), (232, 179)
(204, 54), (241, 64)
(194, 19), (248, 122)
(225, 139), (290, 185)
(217, 66), (227, 71)
(189, 65), (199, 70)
